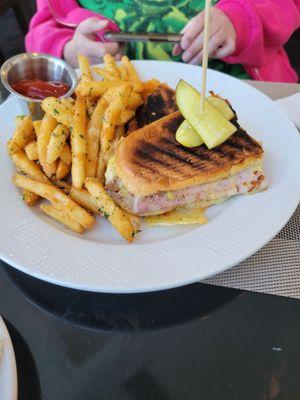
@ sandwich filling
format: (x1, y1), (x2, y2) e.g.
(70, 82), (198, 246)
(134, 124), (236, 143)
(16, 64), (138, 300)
(106, 158), (267, 216)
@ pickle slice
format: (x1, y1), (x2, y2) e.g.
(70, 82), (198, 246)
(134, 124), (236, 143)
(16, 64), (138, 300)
(176, 120), (203, 148)
(176, 80), (237, 149)
(207, 95), (235, 121)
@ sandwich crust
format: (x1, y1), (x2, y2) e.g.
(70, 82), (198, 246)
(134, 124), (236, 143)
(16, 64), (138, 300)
(115, 111), (264, 197)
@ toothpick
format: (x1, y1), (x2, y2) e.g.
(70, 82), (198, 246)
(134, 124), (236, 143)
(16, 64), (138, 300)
(200, 0), (212, 113)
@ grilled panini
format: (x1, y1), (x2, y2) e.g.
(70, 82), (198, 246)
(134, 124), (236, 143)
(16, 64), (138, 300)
(106, 110), (267, 216)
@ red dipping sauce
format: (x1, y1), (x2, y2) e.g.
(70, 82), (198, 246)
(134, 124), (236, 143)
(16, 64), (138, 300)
(12, 79), (70, 100)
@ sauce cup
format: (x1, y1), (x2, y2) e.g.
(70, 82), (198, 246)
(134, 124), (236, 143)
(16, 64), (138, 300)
(0, 53), (78, 119)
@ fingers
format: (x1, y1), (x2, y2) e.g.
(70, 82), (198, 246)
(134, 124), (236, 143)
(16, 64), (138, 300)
(212, 39), (235, 59)
(207, 33), (225, 58)
(102, 42), (121, 56)
(180, 13), (205, 51)
(189, 51), (203, 66)
(181, 32), (204, 62)
(76, 18), (108, 35)
(172, 43), (182, 57)
(187, 33), (225, 65)
(114, 53), (122, 61)
(81, 36), (120, 60)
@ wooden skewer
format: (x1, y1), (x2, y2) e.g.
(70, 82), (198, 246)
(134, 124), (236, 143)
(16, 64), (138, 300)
(200, 0), (212, 113)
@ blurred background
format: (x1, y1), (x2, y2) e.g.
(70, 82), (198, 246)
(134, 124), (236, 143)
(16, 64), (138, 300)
(0, 0), (299, 78)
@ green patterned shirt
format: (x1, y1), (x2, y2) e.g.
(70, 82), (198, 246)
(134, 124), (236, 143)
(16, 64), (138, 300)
(78, 0), (249, 78)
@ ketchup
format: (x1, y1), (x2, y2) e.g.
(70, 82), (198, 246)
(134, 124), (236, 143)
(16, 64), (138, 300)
(12, 79), (70, 100)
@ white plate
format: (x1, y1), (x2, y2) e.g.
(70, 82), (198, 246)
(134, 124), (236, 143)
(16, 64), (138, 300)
(0, 61), (300, 293)
(0, 317), (18, 400)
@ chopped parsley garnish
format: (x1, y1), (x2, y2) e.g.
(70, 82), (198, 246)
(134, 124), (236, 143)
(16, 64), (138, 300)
(53, 108), (59, 115)
(103, 211), (110, 219)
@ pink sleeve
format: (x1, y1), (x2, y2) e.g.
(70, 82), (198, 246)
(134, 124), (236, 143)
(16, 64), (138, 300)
(25, 0), (74, 58)
(216, 0), (300, 67)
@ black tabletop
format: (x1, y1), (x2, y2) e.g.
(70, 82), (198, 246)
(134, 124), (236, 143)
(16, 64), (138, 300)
(1, 260), (300, 400)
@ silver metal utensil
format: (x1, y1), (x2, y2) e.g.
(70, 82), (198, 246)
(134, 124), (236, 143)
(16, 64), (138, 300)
(104, 32), (183, 43)
(0, 53), (78, 119)
(0, 80), (9, 106)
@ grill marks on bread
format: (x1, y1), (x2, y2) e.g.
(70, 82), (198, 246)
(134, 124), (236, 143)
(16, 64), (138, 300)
(130, 112), (263, 182)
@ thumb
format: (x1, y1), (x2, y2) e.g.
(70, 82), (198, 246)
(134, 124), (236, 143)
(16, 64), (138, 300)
(77, 18), (108, 35)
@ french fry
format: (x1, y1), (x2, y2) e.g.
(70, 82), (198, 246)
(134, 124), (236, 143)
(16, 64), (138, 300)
(76, 81), (124, 98)
(41, 97), (73, 128)
(12, 174), (95, 229)
(101, 82), (132, 103)
(22, 190), (39, 207)
(40, 204), (84, 234)
(54, 179), (98, 214)
(77, 55), (95, 118)
(24, 140), (38, 161)
(145, 207), (207, 226)
(86, 97), (107, 178)
(131, 81), (143, 93)
(71, 97), (87, 188)
(52, 179), (71, 193)
(70, 186), (99, 214)
(121, 56), (140, 83)
(87, 100), (96, 118)
(7, 115), (34, 155)
(15, 115), (27, 128)
(104, 54), (120, 79)
(61, 98), (74, 112)
(59, 143), (72, 165)
(93, 67), (115, 81)
(105, 125), (125, 161)
(78, 54), (93, 82)
(127, 92), (143, 110)
(123, 209), (142, 232)
(12, 149), (49, 206)
(141, 79), (161, 100)
(28, 102), (36, 116)
(11, 150), (49, 183)
(101, 84), (132, 153)
(118, 65), (128, 80)
(96, 127), (124, 181)
(96, 154), (107, 183)
(84, 178), (137, 242)
(46, 124), (69, 164)
(33, 120), (42, 137)
(67, 97), (75, 106)
(116, 109), (135, 126)
(56, 159), (70, 179)
(37, 114), (58, 178)
(115, 125), (125, 140)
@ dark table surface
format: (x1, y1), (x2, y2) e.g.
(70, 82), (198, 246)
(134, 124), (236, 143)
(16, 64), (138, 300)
(1, 261), (300, 400)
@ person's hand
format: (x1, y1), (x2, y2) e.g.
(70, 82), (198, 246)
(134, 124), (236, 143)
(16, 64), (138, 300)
(173, 8), (236, 65)
(63, 18), (124, 68)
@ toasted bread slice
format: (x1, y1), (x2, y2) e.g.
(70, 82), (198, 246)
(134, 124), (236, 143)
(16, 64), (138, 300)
(115, 111), (264, 197)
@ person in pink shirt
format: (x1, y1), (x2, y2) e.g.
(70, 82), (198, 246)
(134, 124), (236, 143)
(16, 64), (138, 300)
(26, 0), (300, 82)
